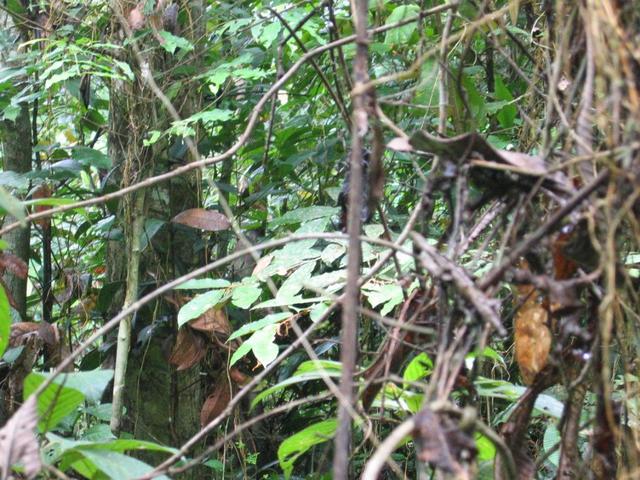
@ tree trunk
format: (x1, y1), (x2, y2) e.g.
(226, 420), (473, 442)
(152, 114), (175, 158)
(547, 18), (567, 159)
(0, 104), (32, 319)
(105, 2), (207, 475)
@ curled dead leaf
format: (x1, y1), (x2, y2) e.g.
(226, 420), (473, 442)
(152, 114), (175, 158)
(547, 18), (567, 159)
(409, 130), (571, 194)
(32, 183), (52, 230)
(0, 252), (28, 279)
(514, 261), (551, 385)
(413, 408), (476, 475)
(169, 327), (206, 371)
(128, 4), (146, 30)
(10, 322), (58, 349)
(0, 396), (42, 479)
(171, 208), (230, 232)
(386, 136), (413, 152)
(229, 367), (250, 385)
(252, 254), (272, 277)
(200, 379), (232, 427)
(189, 307), (230, 337)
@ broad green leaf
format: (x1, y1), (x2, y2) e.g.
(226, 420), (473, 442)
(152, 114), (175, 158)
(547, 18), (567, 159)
(23, 372), (85, 432)
(475, 377), (564, 418)
(305, 269), (347, 292)
(47, 370), (114, 403)
(231, 280), (262, 309)
(45, 65), (80, 89)
(1, 104), (21, 122)
(229, 340), (252, 367)
(177, 289), (225, 327)
(230, 324), (281, 367)
(23, 197), (76, 207)
(143, 130), (162, 146)
(251, 371), (342, 408)
(47, 433), (178, 456)
(252, 22), (281, 48)
(269, 206), (338, 226)
(462, 75), (486, 125)
(174, 278), (230, 290)
(476, 433), (496, 461)
(0, 186), (26, 222)
(384, 5), (420, 45)
(321, 243), (346, 264)
(233, 68), (269, 81)
(68, 449), (170, 480)
(466, 346), (507, 370)
(543, 424), (561, 467)
(403, 353), (433, 383)
(80, 424), (116, 441)
(139, 218), (165, 252)
(278, 419), (337, 478)
(228, 312), (290, 341)
(277, 261), (317, 301)
(185, 109), (233, 125)
(253, 295), (327, 309)
(159, 31), (194, 54)
(293, 360), (341, 376)
(309, 301), (331, 322)
(72, 146), (111, 169)
(0, 283), (9, 357)
(404, 391), (424, 413)
(494, 76), (517, 128)
(83, 403), (112, 421)
(2, 346), (24, 364)
(5, 0), (26, 16)
(250, 325), (279, 367)
(363, 283), (404, 315)
(142, 0), (155, 14)
(0, 171), (29, 190)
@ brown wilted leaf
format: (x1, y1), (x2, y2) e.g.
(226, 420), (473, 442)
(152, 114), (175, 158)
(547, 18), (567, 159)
(128, 4), (146, 30)
(171, 208), (230, 231)
(229, 367), (250, 385)
(252, 254), (272, 277)
(0, 252), (28, 279)
(514, 261), (551, 385)
(413, 408), (476, 476)
(54, 269), (76, 304)
(32, 183), (52, 230)
(189, 307), (231, 337)
(169, 327), (206, 371)
(409, 130), (571, 194)
(200, 379), (232, 427)
(0, 396), (42, 479)
(386, 136), (413, 152)
(10, 322), (58, 349)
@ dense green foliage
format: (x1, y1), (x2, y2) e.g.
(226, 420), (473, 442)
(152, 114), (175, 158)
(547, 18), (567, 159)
(0, 1), (639, 479)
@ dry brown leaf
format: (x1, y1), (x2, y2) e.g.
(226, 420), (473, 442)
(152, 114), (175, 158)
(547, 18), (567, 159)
(127, 4), (146, 30)
(189, 307), (231, 336)
(252, 254), (272, 277)
(168, 328), (206, 371)
(200, 380), (232, 427)
(409, 130), (571, 193)
(0, 396), (42, 479)
(386, 136), (413, 152)
(10, 322), (58, 348)
(171, 208), (230, 231)
(413, 408), (476, 476)
(229, 367), (250, 385)
(0, 252), (28, 279)
(514, 261), (551, 385)
(32, 183), (52, 230)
